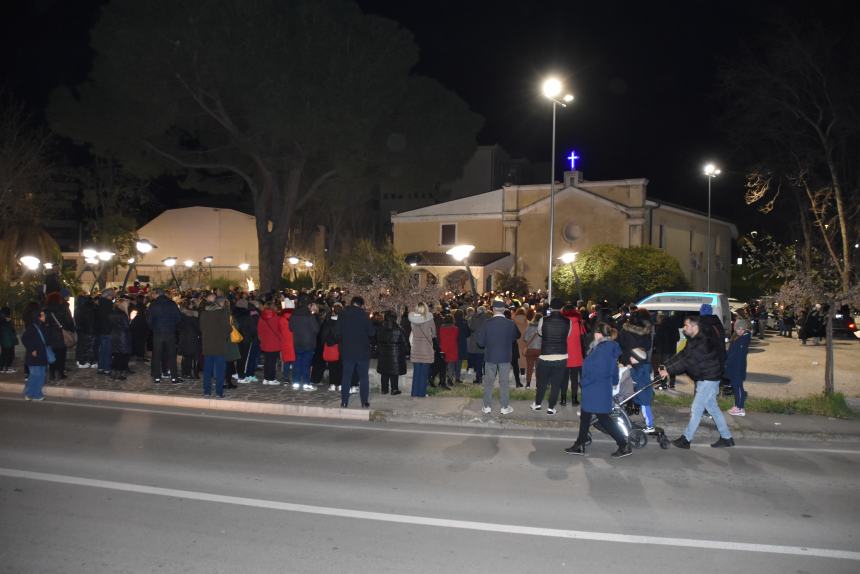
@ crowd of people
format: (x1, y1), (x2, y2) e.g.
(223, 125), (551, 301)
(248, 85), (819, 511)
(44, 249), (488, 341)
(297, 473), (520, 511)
(3, 282), (770, 458)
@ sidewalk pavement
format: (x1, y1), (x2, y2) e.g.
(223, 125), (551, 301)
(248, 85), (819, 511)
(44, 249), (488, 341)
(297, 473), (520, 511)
(2, 361), (859, 442)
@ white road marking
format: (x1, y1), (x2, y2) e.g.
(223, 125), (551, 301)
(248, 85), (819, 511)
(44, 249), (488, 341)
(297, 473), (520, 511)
(1, 396), (859, 455)
(2, 466), (858, 561)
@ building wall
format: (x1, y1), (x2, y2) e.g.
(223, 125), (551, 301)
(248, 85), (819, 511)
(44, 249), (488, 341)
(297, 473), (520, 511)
(649, 206), (733, 293)
(392, 219), (505, 254)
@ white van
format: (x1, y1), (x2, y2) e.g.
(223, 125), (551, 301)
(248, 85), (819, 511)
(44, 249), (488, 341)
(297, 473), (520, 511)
(636, 292), (731, 332)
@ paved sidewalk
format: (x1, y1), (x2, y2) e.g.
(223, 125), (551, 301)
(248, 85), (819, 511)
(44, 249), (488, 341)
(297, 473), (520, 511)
(2, 357), (859, 441)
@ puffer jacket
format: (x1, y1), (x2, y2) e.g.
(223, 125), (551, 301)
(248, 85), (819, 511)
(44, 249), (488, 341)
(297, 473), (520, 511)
(74, 296), (96, 335)
(95, 296), (114, 336)
(199, 302), (230, 357)
(289, 306), (319, 352)
(146, 295), (181, 336)
(539, 311), (570, 356)
(109, 308), (132, 355)
(408, 312), (436, 364)
(279, 310), (296, 362)
(177, 309), (201, 356)
(376, 320), (408, 375)
(562, 309), (587, 368)
(664, 332), (723, 381)
(580, 338), (622, 414)
(258, 308), (282, 353)
(438, 324), (459, 362)
(617, 320), (653, 366)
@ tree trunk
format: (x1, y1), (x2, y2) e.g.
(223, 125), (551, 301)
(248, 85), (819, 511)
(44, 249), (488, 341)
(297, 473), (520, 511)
(824, 306), (834, 396)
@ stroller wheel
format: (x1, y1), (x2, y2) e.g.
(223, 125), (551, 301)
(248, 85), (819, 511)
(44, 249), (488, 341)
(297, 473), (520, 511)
(629, 429), (648, 449)
(659, 436), (670, 449)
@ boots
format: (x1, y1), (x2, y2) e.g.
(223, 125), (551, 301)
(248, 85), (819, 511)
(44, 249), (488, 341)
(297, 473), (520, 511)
(564, 441), (586, 455)
(611, 442), (633, 458)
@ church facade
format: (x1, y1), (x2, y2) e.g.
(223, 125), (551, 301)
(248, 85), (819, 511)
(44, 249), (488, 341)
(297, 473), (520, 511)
(391, 170), (737, 296)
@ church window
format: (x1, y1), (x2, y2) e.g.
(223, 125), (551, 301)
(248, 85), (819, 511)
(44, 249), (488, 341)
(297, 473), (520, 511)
(440, 224), (457, 246)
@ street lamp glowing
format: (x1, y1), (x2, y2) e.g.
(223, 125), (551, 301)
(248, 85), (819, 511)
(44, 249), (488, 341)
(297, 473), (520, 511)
(238, 263), (250, 271)
(562, 94), (574, 103)
(704, 163), (721, 177)
(287, 256), (300, 265)
(19, 255), (40, 270)
(203, 256), (214, 264)
(542, 77), (562, 98)
(183, 259), (195, 268)
(135, 239), (155, 253)
(97, 250), (115, 262)
(446, 244), (475, 262)
(84, 257), (99, 265)
(558, 251), (578, 264)
(82, 248), (98, 259)
(127, 257), (135, 264)
(162, 257), (177, 267)
(43, 262), (54, 270)
(303, 260), (313, 268)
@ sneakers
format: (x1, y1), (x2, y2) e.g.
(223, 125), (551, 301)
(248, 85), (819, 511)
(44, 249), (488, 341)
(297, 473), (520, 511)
(349, 387), (358, 395)
(530, 403), (542, 411)
(643, 426), (656, 434)
(328, 384), (336, 392)
(391, 389), (402, 396)
(262, 379), (280, 386)
(481, 406), (492, 414)
(291, 382), (301, 390)
(611, 443), (633, 458)
(728, 406), (746, 417)
(711, 437), (735, 448)
(232, 373), (239, 380)
(672, 436), (691, 449)
(500, 406), (514, 415)
(77, 362), (90, 369)
(244, 375), (259, 383)
(152, 378), (161, 384)
(546, 408), (556, 415)
(564, 443), (586, 455)
(238, 378), (251, 384)
(302, 383), (316, 391)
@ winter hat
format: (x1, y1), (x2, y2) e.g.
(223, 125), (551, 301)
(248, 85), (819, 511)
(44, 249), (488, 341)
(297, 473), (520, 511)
(734, 319), (751, 332)
(491, 300), (507, 311)
(699, 303), (713, 316)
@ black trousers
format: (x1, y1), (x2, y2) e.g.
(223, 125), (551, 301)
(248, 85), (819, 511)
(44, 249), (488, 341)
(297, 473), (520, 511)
(511, 354), (522, 386)
(151, 333), (178, 379)
(263, 351), (279, 381)
(181, 354), (199, 378)
(576, 410), (627, 447)
(112, 353), (130, 372)
(49, 346), (67, 379)
(566, 366), (582, 402)
(534, 359), (567, 408)
(380, 374), (399, 392)
(0, 346), (13, 369)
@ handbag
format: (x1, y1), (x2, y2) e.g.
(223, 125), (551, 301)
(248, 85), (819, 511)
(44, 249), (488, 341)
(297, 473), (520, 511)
(51, 313), (77, 348)
(35, 325), (56, 364)
(322, 343), (340, 362)
(230, 317), (244, 344)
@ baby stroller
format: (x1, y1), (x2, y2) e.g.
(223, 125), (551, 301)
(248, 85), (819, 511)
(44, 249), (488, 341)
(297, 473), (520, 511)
(584, 373), (670, 450)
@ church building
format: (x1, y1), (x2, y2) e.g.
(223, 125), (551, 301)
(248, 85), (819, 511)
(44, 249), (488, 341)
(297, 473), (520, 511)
(391, 169), (737, 296)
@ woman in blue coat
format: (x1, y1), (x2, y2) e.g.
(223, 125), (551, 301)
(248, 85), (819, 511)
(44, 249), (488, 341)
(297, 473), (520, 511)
(725, 319), (752, 416)
(564, 323), (632, 458)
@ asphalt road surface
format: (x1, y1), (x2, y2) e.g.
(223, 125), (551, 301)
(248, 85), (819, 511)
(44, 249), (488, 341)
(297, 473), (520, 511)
(1, 396), (859, 574)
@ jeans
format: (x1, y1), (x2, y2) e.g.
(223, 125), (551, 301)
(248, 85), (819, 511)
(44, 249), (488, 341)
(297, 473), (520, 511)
(97, 335), (112, 371)
(282, 361), (293, 381)
(411, 362), (430, 397)
(341, 358), (370, 405)
(25, 365), (46, 399)
(294, 350), (314, 385)
(534, 359), (567, 408)
(730, 376), (747, 408)
(684, 379), (732, 441)
(202, 355), (226, 397)
(483, 362), (511, 408)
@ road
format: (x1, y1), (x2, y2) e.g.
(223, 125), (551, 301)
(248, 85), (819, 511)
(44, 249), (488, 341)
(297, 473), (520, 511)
(1, 396), (859, 573)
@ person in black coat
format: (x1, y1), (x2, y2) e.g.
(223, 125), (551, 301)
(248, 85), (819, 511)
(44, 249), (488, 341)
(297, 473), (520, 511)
(454, 309), (470, 384)
(95, 289), (116, 374)
(177, 302), (202, 379)
(21, 303), (50, 401)
(43, 291), (75, 380)
(74, 294), (97, 368)
(146, 289), (182, 383)
(109, 299), (132, 378)
(129, 295), (150, 360)
(334, 296), (376, 408)
(375, 310), (408, 395)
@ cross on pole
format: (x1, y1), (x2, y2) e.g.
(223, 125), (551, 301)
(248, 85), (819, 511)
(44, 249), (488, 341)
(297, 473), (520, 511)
(567, 150), (580, 170)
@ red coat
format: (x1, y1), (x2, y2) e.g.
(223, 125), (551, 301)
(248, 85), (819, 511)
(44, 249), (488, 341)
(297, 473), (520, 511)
(438, 324), (459, 363)
(258, 309), (282, 352)
(563, 309), (587, 368)
(278, 309), (295, 362)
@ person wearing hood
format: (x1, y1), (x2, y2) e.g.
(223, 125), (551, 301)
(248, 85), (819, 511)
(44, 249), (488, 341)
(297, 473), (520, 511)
(178, 301), (202, 380)
(562, 304), (587, 404)
(477, 300), (520, 415)
(466, 305), (489, 385)
(258, 301), (283, 385)
(376, 310), (408, 395)
(564, 323), (632, 458)
(617, 308), (655, 431)
(408, 302), (436, 397)
(199, 293), (231, 398)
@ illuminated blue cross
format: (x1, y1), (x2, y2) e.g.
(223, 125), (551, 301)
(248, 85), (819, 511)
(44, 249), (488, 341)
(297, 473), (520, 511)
(567, 150), (580, 170)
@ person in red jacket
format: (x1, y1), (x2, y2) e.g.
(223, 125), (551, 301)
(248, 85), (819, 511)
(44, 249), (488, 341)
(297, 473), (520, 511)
(562, 305), (587, 405)
(258, 302), (283, 385)
(438, 314), (459, 387)
(278, 299), (296, 384)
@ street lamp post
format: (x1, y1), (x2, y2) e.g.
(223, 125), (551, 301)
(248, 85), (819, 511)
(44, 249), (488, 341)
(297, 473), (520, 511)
(558, 252), (582, 304)
(162, 257), (180, 290)
(203, 256), (214, 283)
(120, 239), (156, 293)
(542, 77), (574, 301)
(703, 163), (721, 292)
(446, 244), (477, 295)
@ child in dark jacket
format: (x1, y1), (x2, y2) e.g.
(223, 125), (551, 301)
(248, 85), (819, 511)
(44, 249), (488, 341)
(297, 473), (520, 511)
(725, 319), (752, 416)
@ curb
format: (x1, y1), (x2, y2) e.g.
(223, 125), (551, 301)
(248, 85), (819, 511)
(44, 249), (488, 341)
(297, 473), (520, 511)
(0, 382), (369, 421)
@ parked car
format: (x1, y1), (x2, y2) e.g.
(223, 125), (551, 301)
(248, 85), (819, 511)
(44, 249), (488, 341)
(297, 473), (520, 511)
(636, 291), (731, 333)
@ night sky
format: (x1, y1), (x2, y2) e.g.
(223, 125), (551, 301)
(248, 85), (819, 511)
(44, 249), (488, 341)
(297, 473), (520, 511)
(4, 0), (856, 230)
